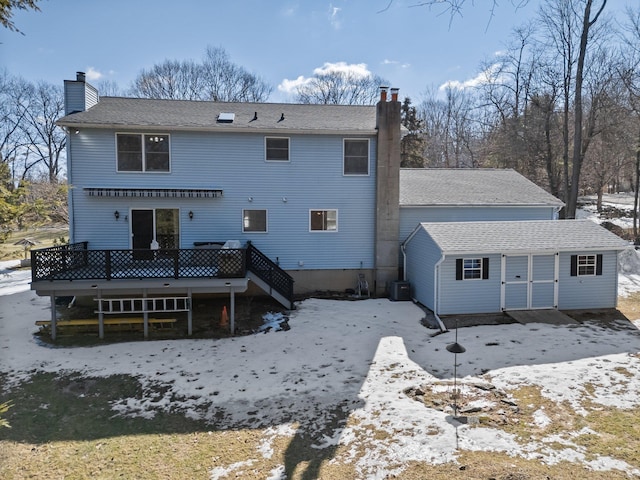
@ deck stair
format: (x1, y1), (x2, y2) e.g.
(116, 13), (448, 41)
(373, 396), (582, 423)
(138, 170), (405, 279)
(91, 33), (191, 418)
(246, 242), (295, 310)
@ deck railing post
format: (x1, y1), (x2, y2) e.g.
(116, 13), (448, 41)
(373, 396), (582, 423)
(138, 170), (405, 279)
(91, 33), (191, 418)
(105, 250), (111, 280)
(173, 249), (179, 279)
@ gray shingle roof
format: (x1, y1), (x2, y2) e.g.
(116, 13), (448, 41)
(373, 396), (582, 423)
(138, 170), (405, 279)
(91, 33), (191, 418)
(57, 97), (378, 134)
(417, 220), (628, 254)
(400, 169), (564, 207)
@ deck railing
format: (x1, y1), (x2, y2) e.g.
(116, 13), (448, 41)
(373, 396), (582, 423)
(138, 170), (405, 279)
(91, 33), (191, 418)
(31, 242), (246, 282)
(246, 241), (294, 306)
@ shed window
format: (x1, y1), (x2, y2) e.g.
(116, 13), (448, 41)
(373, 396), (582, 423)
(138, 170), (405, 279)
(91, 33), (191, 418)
(456, 258), (489, 280)
(571, 254), (603, 277)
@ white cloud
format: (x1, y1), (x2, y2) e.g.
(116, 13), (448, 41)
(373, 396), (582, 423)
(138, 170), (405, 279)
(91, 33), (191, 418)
(278, 75), (313, 94)
(85, 67), (103, 81)
(439, 63), (501, 91)
(382, 59), (411, 69)
(278, 62), (374, 94)
(329, 4), (342, 29)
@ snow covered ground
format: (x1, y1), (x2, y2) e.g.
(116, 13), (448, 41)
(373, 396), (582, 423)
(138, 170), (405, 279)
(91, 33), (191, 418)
(2, 202), (640, 477)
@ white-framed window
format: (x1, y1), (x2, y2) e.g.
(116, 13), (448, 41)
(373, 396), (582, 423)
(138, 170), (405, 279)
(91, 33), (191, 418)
(577, 254), (596, 276)
(310, 209), (337, 232)
(343, 138), (369, 175)
(265, 137), (289, 162)
(243, 209), (267, 233)
(463, 258), (482, 279)
(117, 133), (170, 172)
(456, 257), (489, 280)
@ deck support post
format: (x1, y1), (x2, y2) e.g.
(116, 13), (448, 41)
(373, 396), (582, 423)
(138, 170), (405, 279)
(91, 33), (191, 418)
(50, 294), (57, 341)
(229, 288), (235, 334)
(187, 288), (193, 335)
(143, 289), (149, 339)
(97, 290), (104, 339)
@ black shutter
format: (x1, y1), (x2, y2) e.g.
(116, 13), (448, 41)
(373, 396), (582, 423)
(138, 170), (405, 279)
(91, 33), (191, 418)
(482, 258), (489, 279)
(456, 259), (463, 281)
(596, 254), (603, 276)
(570, 255), (577, 276)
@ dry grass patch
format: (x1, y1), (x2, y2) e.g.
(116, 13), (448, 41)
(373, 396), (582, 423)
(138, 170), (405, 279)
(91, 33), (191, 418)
(0, 224), (67, 261)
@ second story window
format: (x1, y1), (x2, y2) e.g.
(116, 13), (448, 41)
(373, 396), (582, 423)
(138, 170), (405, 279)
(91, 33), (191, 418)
(344, 139), (369, 175)
(265, 137), (289, 162)
(117, 133), (170, 172)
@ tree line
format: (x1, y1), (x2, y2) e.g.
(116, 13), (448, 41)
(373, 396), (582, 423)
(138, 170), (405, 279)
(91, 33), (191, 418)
(401, 0), (640, 230)
(2, 1), (639, 240)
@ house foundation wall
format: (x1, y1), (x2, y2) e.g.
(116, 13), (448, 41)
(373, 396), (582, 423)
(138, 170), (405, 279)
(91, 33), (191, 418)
(286, 269), (375, 295)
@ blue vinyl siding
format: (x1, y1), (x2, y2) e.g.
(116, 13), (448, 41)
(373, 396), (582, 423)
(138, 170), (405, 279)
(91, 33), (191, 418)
(404, 228), (441, 309)
(437, 254), (502, 314)
(70, 129), (377, 270)
(558, 251), (618, 309)
(399, 206), (556, 243)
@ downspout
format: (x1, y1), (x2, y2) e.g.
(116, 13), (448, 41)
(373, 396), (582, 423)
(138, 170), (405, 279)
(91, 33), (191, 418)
(433, 254), (447, 332)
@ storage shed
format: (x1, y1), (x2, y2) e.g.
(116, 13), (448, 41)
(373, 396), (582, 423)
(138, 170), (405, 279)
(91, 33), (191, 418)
(403, 220), (628, 316)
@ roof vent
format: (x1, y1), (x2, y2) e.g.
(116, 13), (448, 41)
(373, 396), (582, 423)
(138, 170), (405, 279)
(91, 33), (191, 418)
(217, 112), (235, 123)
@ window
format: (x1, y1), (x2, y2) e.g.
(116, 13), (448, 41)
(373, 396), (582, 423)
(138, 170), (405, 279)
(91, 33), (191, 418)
(310, 210), (337, 232)
(571, 254), (602, 277)
(456, 258), (489, 280)
(266, 137), (289, 162)
(463, 258), (482, 279)
(243, 209), (267, 232)
(344, 139), (369, 175)
(117, 133), (170, 172)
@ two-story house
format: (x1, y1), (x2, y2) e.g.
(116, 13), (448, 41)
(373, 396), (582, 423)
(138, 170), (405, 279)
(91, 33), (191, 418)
(31, 73), (628, 339)
(31, 73), (401, 338)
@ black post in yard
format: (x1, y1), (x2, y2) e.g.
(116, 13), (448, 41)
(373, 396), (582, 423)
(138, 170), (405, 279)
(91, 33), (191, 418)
(446, 322), (466, 417)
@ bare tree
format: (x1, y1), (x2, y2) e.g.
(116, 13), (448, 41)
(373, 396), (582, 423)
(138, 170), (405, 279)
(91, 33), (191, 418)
(417, 85), (479, 168)
(201, 47), (272, 102)
(20, 82), (67, 183)
(294, 67), (388, 105)
(130, 59), (205, 100)
(130, 46), (272, 102)
(537, 0), (609, 218)
(0, 73), (34, 183)
(618, 6), (640, 236)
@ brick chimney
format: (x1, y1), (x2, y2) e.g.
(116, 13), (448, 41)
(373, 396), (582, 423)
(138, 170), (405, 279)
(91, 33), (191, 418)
(374, 87), (401, 296)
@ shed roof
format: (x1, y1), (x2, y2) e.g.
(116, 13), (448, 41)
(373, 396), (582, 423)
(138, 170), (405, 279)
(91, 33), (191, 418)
(414, 220), (628, 255)
(400, 169), (564, 208)
(57, 96), (378, 134)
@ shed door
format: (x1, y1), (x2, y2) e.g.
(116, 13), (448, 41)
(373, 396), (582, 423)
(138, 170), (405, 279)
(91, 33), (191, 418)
(502, 254), (558, 310)
(503, 255), (529, 310)
(531, 254), (557, 308)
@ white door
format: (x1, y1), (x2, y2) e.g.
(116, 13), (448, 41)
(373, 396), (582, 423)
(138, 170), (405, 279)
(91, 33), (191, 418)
(501, 253), (558, 310)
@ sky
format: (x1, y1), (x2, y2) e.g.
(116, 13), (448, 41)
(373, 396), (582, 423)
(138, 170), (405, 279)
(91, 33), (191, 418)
(4, 0), (633, 104)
